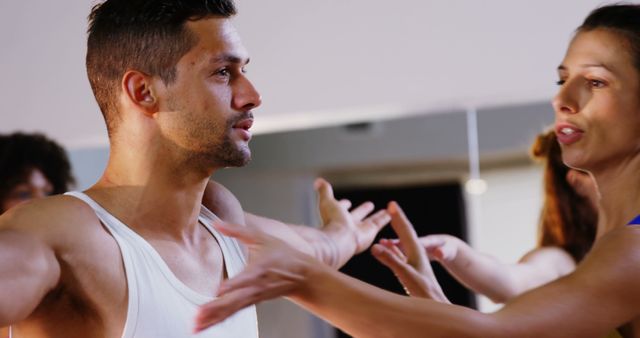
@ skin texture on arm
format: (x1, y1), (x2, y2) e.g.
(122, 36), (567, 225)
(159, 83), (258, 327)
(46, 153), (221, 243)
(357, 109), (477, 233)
(195, 220), (640, 338)
(193, 221), (496, 337)
(203, 179), (390, 268)
(0, 202), (61, 326)
(295, 226), (638, 338)
(375, 230), (576, 303)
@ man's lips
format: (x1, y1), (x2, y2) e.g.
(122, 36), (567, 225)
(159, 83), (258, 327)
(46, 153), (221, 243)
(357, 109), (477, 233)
(233, 118), (253, 141)
(555, 123), (584, 145)
(233, 118), (253, 130)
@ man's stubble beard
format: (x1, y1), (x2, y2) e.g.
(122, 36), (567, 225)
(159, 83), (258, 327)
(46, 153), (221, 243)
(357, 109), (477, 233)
(167, 92), (253, 170)
(187, 117), (252, 170)
(212, 134), (251, 168)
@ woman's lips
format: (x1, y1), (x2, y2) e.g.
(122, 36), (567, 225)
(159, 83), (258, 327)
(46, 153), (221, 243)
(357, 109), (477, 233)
(555, 123), (584, 145)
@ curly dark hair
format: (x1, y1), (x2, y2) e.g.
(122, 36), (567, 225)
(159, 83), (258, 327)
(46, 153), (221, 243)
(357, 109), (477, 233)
(531, 130), (597, 262)
(0, 132), (76, 210)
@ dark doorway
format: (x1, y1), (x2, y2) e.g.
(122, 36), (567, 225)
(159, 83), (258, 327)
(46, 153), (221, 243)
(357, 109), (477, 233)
(333, 181), (474, 338)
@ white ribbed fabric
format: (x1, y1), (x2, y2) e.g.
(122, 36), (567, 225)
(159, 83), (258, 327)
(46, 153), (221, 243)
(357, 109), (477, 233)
(66, 192), (258, 338)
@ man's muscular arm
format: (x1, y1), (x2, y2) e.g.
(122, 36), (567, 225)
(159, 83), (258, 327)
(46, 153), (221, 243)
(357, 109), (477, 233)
(0, 201), (61, 326)
(203, 179), (390, 268)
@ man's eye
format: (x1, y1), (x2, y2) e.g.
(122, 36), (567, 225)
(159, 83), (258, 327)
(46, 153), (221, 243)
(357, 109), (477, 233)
(556, 79), (566, 86)
(213, 68), (230, 77)
(589, 79), (606, 88)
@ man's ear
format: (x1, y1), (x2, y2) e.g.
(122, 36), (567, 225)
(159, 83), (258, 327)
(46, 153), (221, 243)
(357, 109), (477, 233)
(122, 70), (158, 115)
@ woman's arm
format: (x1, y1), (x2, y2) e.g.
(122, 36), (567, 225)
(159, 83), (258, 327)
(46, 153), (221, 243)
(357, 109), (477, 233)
(377, 232), (575, 303)
(195, 220), (640, 338)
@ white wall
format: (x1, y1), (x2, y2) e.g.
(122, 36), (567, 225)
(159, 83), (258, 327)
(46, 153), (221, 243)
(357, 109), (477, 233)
(469, 165), (543, 312)
(0, 0), (620, 148)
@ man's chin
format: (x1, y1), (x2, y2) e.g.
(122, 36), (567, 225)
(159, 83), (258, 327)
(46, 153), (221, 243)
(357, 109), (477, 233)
(225, 149), (251, 168)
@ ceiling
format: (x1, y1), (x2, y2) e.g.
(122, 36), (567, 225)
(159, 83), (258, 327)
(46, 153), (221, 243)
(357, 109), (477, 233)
(0, 0), (617, 149)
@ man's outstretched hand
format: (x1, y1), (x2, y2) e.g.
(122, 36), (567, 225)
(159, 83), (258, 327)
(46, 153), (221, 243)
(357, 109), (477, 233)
(315, 178), (391, 266)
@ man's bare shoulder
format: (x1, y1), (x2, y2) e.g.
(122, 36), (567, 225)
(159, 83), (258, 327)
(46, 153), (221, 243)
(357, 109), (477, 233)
(203, 180), (245, 224)
(0, 194), (102, 246)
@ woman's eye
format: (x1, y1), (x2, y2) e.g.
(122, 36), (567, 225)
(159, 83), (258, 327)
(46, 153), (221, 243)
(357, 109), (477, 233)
(12, 191), (33, 200)
(589, 79), (606, 88)
(556, 79), (566, 86)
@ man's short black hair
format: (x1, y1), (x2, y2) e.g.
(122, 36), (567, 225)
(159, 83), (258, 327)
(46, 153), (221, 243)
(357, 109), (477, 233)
(86, 0), (237, 135)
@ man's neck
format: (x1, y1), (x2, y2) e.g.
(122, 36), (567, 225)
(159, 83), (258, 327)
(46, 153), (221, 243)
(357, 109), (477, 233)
(88, 154), (219, 241)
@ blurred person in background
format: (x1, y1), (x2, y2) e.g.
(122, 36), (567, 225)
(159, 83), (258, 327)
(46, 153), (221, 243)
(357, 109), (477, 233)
(0, 132), (75, 214)
(0, 132), (75, 338)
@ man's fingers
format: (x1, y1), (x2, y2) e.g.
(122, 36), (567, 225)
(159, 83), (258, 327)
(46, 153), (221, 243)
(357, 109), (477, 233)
(349, 201), (375, 221)
(364, 209), (391, 232)
(338, 199), (352, 210)
(314, 177), (335, 202)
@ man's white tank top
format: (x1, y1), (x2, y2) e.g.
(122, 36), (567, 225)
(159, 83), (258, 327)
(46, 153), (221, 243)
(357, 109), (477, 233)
(66, 192), (259, 338)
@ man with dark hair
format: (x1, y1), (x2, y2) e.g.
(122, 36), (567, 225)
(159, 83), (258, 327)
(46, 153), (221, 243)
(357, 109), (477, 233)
(0, 1), (389, 336)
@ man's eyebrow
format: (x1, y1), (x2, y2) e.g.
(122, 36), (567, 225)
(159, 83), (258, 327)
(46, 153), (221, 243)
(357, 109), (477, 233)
(209, 53), (250, 65)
